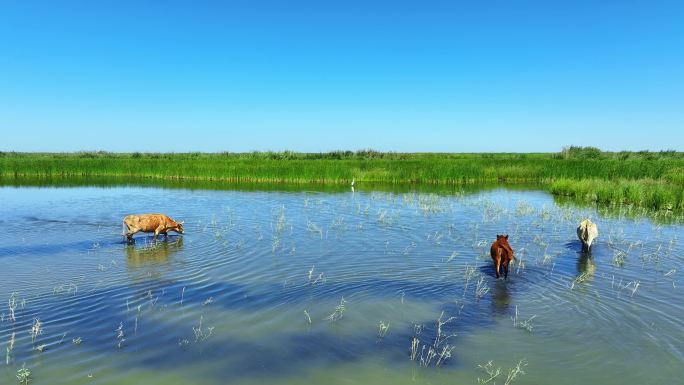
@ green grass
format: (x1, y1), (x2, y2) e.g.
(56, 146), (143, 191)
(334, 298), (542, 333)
(550, 178), (684, 210)
(1, 148), (683, 210)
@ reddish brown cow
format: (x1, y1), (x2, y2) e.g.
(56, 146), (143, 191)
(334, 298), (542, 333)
(490, 234), (515, 279)
(123, 214), (184, 242)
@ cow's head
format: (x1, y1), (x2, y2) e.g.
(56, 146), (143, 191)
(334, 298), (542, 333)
(498, 234), (514, 256)
(173, 221), (184, 234)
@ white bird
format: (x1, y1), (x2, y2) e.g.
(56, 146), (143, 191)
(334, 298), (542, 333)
(351, 178), (355, 187)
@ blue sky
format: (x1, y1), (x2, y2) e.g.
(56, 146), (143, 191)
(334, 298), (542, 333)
(1, 0), (682, 152)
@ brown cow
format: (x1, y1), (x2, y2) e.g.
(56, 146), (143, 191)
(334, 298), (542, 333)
(122, 214), (184, 242)
(490, 234), (515, 279)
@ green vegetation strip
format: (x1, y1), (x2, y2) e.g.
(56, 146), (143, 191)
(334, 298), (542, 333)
(1, 147), (683, 210)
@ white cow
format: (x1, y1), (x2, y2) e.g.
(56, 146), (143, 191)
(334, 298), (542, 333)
(577, 219), (598, 251)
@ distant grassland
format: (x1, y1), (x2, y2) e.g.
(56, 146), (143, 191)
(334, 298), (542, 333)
(1, 147), (683, 210)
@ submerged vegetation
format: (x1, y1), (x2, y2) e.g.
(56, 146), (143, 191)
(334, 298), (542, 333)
(1, 147), (682, 210)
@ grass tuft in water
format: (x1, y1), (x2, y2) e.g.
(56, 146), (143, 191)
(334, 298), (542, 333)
(115, 322), (125, 348)
(324, 297), (347, 322)
(505, 360), (528, 385)
(192, 316), (215, 342)
(477, 361), (502, 384)
(511, 306), (537, 333)
(6, 332), (15, 365)
(16, 364), (31, 385)
(30, 318), (42, 346)
(409, 311), (457, 368)
(477, 359), (528, 384)
(8, 293), (17, 323)
(377, 321), (390, 338)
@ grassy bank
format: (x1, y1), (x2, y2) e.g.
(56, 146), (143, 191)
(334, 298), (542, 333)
(1, 147), (683, 209)
(550, 178), (683, 210)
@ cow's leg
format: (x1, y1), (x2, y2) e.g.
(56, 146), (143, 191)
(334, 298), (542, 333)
(496, 248), (504, 278)
(493, 254), (501, 279)
(496, 259), (501, 278)
(125, 228), (138, 243)
(162, 232), (168, 240)
(503, 259), (510, 279)
(123, 222), (132, 241)
(153, 226), (164, 241)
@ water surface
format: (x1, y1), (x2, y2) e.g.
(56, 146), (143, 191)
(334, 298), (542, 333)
(0, 186), (682, 384)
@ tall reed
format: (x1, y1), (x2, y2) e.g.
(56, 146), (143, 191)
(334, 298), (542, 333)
(2, 149), (682, 210)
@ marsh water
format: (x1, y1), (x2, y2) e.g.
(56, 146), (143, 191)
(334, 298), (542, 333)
(0, 184), (682, 384)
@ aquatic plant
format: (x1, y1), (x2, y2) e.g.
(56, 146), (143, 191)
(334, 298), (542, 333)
(463, 265), (477, 297)
(8, 293), (17, 323)
(409, 337), (419, 361)
(324, 297), (347, 322)
(614, 280), (641, 298)
(115, 322), (125, 348)
(16, 364), (31, 385)
(571, 272), (591, 289)
(475, 275), (490, 300)
(410, 311), (457, 368)
(377, 321), (390, 338)
(192, 316), (215, 342)
(30, 318), (42, 345)
(511, 306), (537, 333)
(477, 361), (502, 384)
(274, 205), (287, 234)
(477, 359), (528, 384)
(613, 250), (627, 267)
(6, 332), (15, 365)
(505, 360), (528, 385)
(307, 265), (326, 286)
(306, 221), (323, 239)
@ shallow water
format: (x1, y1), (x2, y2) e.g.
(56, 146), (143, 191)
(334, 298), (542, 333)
(0, 186), (682, 384)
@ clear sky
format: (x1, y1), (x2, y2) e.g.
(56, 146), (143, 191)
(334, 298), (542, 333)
(1, 0), (682, 152)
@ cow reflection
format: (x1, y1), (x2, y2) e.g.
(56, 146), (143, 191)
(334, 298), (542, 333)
(126, 238), (183, 268)
(576, 249), (596, 275)
(491, 280), (511, 315)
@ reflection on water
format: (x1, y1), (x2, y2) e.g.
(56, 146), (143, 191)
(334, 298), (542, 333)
(126, 237), (183, 268)
(0, 175), (525, 194)
(491, 280), (512, 315)
(576, 250), (596, 275)
(0, 185), (683, 385)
